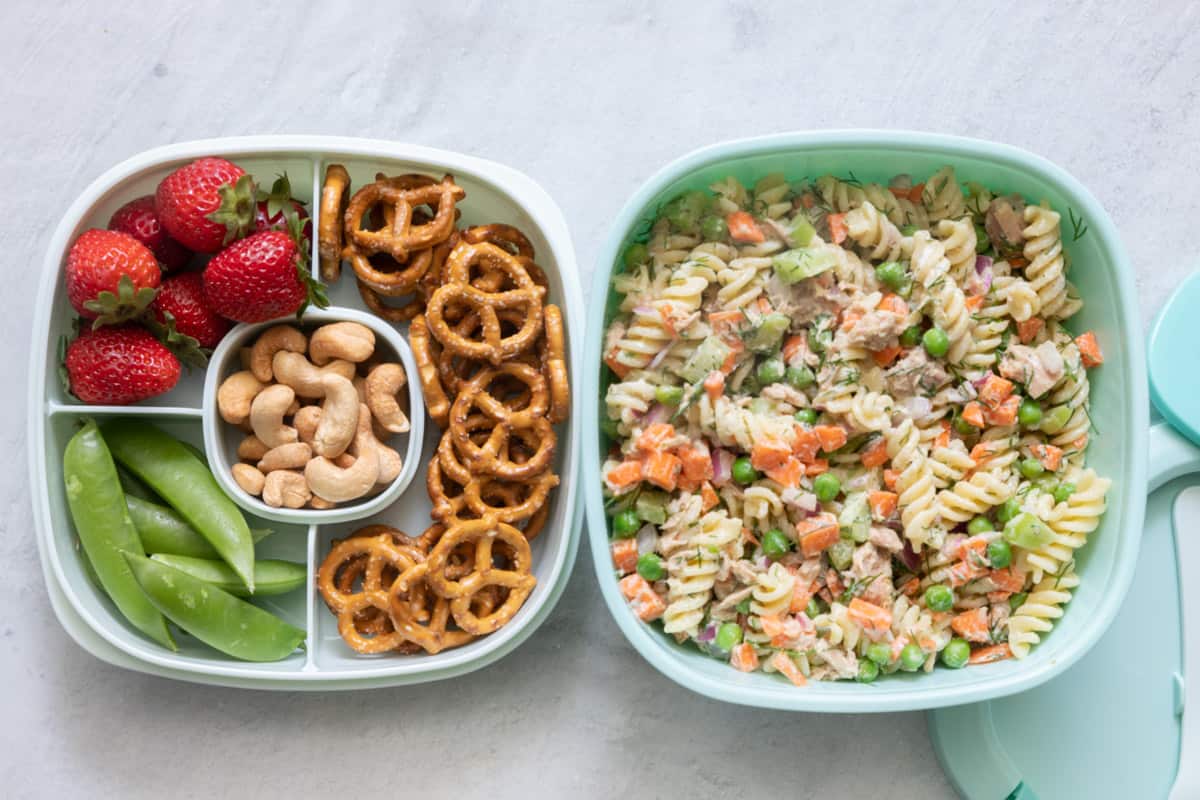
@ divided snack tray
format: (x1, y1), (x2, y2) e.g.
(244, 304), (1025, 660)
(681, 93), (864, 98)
(30, 136), (583, 688)
(584, 131), (1148, 712)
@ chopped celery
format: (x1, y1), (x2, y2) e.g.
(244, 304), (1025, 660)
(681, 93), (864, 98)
(773, 247), (837, 284)
(745, 312), (791, 352)
(635, 491), (669, 525)
(828, 539), (854, 571)
(789, 217), (816, 247)
(838, 492), (871, 543)
(677, 336), (733, 383)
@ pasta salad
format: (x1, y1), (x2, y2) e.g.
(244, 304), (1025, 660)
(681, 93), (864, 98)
(601, 167), (1109, 685)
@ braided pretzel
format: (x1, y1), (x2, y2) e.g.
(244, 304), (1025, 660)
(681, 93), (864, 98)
(542, 304), (569, 424)
(318, 164), (350, 282)
(343, 175), (464, 261)
(410, 314), (451, 428)
(425, 519), (537, 635)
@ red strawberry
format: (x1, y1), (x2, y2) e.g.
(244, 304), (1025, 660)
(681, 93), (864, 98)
(66, 229), (161, 321)
(108, 196), (191, 271)
(253, 173), (313, 239)
(203, 230), (327, 323)
(155, 157), (254, 253)
(150, 272), (231, 348)
(63, 325), (181, 404)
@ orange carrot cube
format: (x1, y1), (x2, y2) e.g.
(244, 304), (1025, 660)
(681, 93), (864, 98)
(643, 451), (681, 491)
(618, 574), (666, 621)
(968, 643), (1012, 665)
(847, 598), (893, 632)
(611, 539), (639, 574)
(950, 608), (990, 642)
(1075, 331), (1103, 367)
(730, 642), (759, 672)
(769, 652), (808, 686)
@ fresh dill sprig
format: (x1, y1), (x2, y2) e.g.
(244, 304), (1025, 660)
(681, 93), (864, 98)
(1068, 208), (1089, 242)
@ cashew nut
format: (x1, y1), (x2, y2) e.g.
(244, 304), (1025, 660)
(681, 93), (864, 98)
(333, 452), (356, 468)
(309, 321), (375, 365)
(304, 404), (381, 502)
(232, 463), (266, 496)
(308, 495), (336, 510)
(312, 375), (359, 458)
(218, 371), (266, 425)
(262, 470), (312, 509)
(353, 375), (367, 403)
(257, 442), (313, 472)
(237, 435), (269, 462)
(294, 406), (321, 445)
(272, 351), (357, 398)
(249, 324), (307, 382)
(249, 384), (299, 449)
(357, 404), (403, 485)
(365, 363), (410, 434)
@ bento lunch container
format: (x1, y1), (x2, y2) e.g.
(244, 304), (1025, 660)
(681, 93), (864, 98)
(30, 136), (583, 688)
(203, 306), (426, 525)
(583, 130), (1147, 713)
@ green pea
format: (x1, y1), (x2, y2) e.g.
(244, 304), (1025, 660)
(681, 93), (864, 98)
(953, 413), (977, 436)
(941, 638), (970, 669)
(924, 584), (954, 612)
(149, 555), (306, 597)
(805, 597), (824, 618)
(899, 643), (927, 672)
(123, 552), (305, 662)
(922, 327), (950, 358)
(967, 516), (995, 535)
(974, 224), (990, 253)
(795, 408), (818, 425)
(900, 325), (922, 348)
(700, 214), (728, 241)
(1018, 457), (1045, 479)
(757, 357), (785, 386)
(1003, 512), (1054, 549)
(813, 472), (841, 503)
(867, 641), (893, 666)
(987, 539), (1012, 569)
(736, 598), (753, 615)
(857, 659), (880, 683)
(637, 552), (666, 581)
(655, 385), (684, 406)
(786, 365), (815, 389)
(612, 508), (641, 538)
(600, 418), (621, 438)
(874, 261), (907, 291)
(1018, 398), (1043, 427)
(1009, 592), (1028, 611)
(810, 326), (832, 353)
(1040, 405), (1073, 434)
(1033, 475), (1060, 496)
(715, 622), (743, 651)
(623, 242), (649, 269)
(762, 528), (792, 559)
(1054, 482), (1076, 504)
(995, 497), (1022, 524)
(732, 456), (759, 485)
(900, 224), (919, 236)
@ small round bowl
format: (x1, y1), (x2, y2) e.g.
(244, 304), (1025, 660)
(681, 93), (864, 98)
(203, 306), (425, 525)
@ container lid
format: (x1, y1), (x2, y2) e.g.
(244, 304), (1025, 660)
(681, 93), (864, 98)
(929, 282), (1200, 799)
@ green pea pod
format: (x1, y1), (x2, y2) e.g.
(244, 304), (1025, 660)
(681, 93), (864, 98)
(122, 552), (305, 662)
(102, 421), (256, 593)
(63, 421), (175, 650)
(116, 463), (159, 502)
(126, 494), (272, 559)
(149, 554), (306, 597)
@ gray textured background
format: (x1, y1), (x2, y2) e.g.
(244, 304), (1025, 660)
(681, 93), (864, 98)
(3, 2), (1195, 797)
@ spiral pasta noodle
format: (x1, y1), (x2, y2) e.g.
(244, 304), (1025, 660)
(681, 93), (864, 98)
(935, 217), (977, 284)
(1021, 203), (1069, 319)
(846, 201), (911, 262)
(1007, 571), (1079, 658)
(922, 166), (966, 222)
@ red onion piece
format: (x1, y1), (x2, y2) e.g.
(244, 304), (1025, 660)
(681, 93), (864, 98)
(697, 622), (717, 643)
(636, 525), (657, 556)
(899, 540), (921, 571)
(974, 254), (993, 275)
(712, 449), (734, 486)
(643, 403), (670, 426)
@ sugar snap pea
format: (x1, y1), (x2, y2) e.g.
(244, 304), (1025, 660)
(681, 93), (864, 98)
(123, 552), (305, 662)
(125, 494), (272, 559)
(63, 421), (175, 649)
(102, 421), (256, 593)
(149, 554), (306, 597)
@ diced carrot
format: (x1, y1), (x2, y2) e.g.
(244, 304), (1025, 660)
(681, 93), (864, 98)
(643, 451), (681, 491)
(604, 348), (630, 379)
(953, 535), (990, 562)
(709, 310), (745, 339)
(618, 574), (666, 621)
(824, 567), (845, 598)
(800, 193), (816, 210)
(678, 445), (714, 482)
(962, 401), (986, 428)
(860, 436), (890, 468)
(805, 459), (830, 476)
(883, 468), (900, 491)
(840, 306), (865, 331)
(873, 344), (903, 367)
(751, 437), (793, 471)
(899, 577), (921, 596)
(868, 491), (898, 521)
(1071, 434), (1089, 451)
(742, 527), (759, 547)
(727, 211), (765, 243)
(827, 213), (848, 244)
(989, 568), (1026, 594)
(798, 514), (841, 557)
(987, 591), (1013, 604)
(969, 643), (1012, 665)
(934, 419), (951, 449)
(1008, 256), (1029, 269)
(789, 576), (815, 614)
(605, 460), (643, 491)
(965, 295), (985, 312)
(978, 374), (1015, 410)
(760, 614), (805, 647)
(755, 296), (773, 315)
(782, 334), (807, 365)
(700, 481), (719, 512)
(730, 642), (760, 672)
(877, 293), (909, 317)
(703, 370), (725, 401)
(814, 425), (848, 453)
(658, 307), (678, 337)
(636, 422), (676, 454)
(848, 598), (893, 632)
(970, 440), (1001, 466)
(984, 394), (1019, 426)
(951, 608), (990, 642)
(1075, 331), (1103, 367)
(765, 456), (805, 488)
(1016, 317), (1044, 344)
(611, 539), (639, 574)
(889, 636), (910, 661)
(1029, 443), (1063, 472)
(947, 559), (989, 587)
(769, 652), (808, 687)
(907, 183), (925, 203)
(792, 426), (821, 462)
(676, 476), (700, 493)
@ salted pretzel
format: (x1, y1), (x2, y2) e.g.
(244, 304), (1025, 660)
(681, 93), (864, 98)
(541, 304), (570, 424)
(347, 247), (433, 297)
(386, 562), (478, 654)
(425, 519), (537, 635)
(318, 533), (427, 654)
(343, 174), (465, 261)
(318, 164), (350, 282)
(462, 223), (535, 259)
(452, 362), (549, 428)
(409, 314), (451, 428)
(428, 447), (558, 530)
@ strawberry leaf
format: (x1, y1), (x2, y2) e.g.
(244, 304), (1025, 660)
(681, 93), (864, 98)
(208, 173), (258, 245)
(84, 274), (158, 328)
(140, 310), (209, 370)
(294, 261), (330, 320)
(57, 333), (74, 398)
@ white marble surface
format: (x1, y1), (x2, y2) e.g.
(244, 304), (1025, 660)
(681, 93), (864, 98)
(2, 1), (1196, 797)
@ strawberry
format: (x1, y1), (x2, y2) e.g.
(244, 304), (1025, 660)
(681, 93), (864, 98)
(66, 229), (161, 323)
(203, 230), (327, 323)
(63, 324), (181, 405)
(155, 157), (254, 253)
(108, 196), (191, 271)
(150, 271), (231, 348)
(254, 173), (312, 240)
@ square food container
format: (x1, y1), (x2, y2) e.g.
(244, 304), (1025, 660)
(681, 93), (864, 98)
(30, 136), (583, 688)
(583, 130), (1147, 712)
